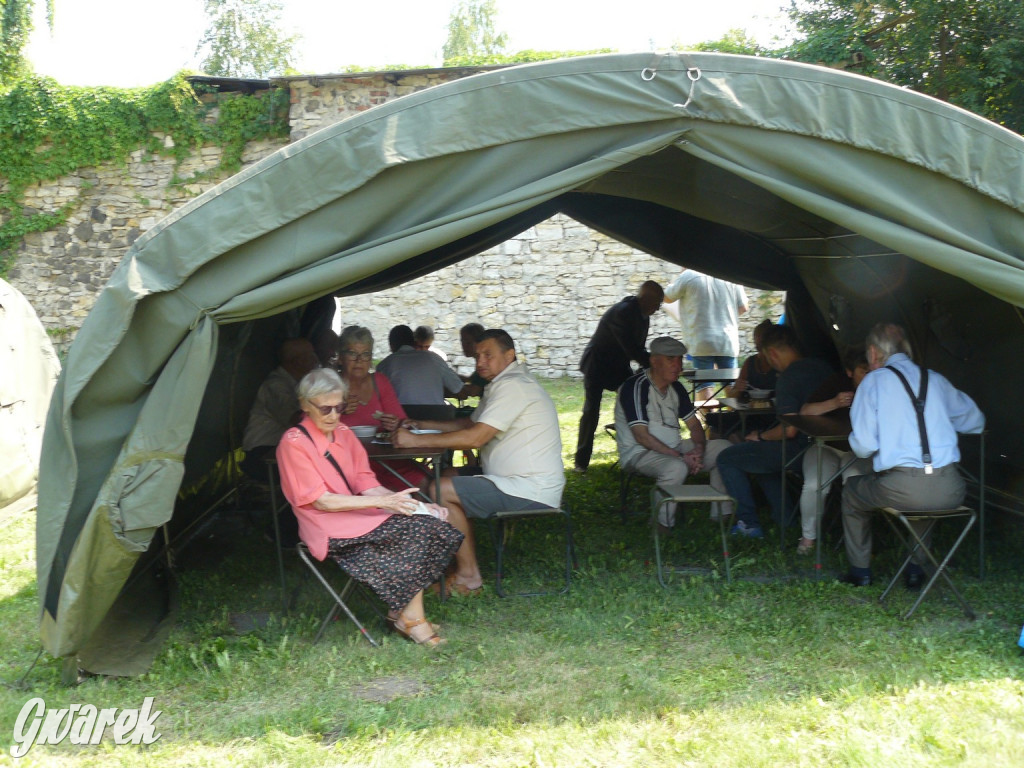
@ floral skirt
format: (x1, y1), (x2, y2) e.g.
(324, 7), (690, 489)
(327, 514), (463, 613)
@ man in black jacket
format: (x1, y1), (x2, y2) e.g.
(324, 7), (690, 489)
(573, 280), (664, 472)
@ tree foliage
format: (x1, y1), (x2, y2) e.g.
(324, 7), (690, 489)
(442, 0), (509, 65)
(1, 0), (57, 87)
(443, 48), (614, 68)
(195, 0), (299, 78)
(0, 73), (289, 274)
(687, 29), (769, 56)
(784, 1), (1024, 134)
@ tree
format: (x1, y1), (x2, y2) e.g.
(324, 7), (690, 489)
(442, 0), (509, 65)
(195, 0), (299, 79)
(687, 29), (769, 56)
(783, 1), (1024, 134)
(1, 0), (53, 87)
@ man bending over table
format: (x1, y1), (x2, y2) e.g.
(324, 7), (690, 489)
(391, 328), (565, 595)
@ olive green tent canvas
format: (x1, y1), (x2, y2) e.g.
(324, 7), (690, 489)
(37, 53), (1024, 672)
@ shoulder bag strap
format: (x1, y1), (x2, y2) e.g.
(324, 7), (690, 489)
(294, 423), (354, 490)
(885, 365), (932, 473)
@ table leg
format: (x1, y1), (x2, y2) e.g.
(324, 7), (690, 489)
(432, 457), (447, 601)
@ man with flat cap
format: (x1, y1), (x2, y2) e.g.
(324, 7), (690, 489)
(574, 280), (664, 472)
(614, 336), (733, 528)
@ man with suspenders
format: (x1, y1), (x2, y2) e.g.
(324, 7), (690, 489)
(838, 323), (985, 588)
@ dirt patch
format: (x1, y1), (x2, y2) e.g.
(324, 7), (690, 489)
(229, 611), (272, 634)
(350, 676), (427, 702)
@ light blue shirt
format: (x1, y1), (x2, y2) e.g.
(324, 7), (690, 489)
(849, 353), (984, 472)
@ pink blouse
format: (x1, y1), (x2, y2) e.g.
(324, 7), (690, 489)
(340, 372), (407, 427)
(276, 415), (393, 560)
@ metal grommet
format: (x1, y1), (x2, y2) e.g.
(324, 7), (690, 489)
(687, 67), (702, 83)
(641, 68), (657, 81)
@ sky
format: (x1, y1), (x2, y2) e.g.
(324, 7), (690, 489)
(25, 0), (792, 88)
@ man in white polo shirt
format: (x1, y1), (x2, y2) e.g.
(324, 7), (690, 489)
(392, 328), (564, 594)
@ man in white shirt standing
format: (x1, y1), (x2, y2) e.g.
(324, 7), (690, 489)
(839, 322), (984, 588)
(664, 269), (748, 400)
(392, 329), (564, 595)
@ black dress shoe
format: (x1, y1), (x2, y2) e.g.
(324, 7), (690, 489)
(837, 571), (872, 587)
(904, 570), (925, 591)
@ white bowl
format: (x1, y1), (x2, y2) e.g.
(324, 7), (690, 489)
(747, 388), (773, 400)
(350, 425), (377, 438)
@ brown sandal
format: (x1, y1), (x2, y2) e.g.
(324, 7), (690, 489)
(393, 615), (445, 648)
(387, 612), (440, 634)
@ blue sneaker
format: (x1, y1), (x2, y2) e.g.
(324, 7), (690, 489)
(730, 520), (764, 538)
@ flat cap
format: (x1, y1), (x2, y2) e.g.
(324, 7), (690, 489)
(649, 336), (687, 356)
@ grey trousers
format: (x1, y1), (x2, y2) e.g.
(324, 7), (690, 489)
(630, 438), (733, 526)
(841, 464), (965, 570)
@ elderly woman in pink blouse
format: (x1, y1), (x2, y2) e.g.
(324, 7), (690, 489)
(276, 368), (462, 647)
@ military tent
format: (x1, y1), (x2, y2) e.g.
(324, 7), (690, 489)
(37, 53), (1024, 673)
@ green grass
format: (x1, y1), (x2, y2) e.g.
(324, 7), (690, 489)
(1, 377), (1023, 766)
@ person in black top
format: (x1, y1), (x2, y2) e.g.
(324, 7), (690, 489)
(716, 324), (835, 537)
(573, 280), (663, 472)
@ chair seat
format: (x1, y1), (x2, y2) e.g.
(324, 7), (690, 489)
(494, 506), (562, 520)
(881, 505), (973, 519)
(656, 483), (734, 504)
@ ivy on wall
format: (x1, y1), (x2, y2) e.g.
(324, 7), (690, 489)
(0, 72), (289, 275)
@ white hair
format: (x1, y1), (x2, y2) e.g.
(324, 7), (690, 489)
(865, 322), (913, 365)
(296, 367), (347, 403)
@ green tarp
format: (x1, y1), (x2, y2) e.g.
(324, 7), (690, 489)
(37, 52), (1024, 670)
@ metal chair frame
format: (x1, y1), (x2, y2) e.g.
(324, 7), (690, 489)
(490, 505), (576, 597)
(296, 542), (387, 646)
(877, 505), (977, 620)
(651, 483), (736, 587)
(604, 423), (643, 522)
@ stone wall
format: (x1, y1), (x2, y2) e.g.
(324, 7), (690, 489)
(4, 137), (286, 341)
(283, 68), (475, 142)
(336, 215), (784, 378)
(4, 68), (784, 371)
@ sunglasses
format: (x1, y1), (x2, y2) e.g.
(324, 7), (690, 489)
(314, 403), (345, 416)
(341, 350), (372, 361)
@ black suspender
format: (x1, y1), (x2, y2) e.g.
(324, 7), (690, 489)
(294, 423), (354, 490)
(885, 364), (933, 474)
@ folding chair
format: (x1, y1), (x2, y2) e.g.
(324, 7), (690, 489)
(651, 483), (736, 587)
(296, 542), (387, 646)
(491, 505), (576, 597)
(877, 505), (978, 620)
(265, 457), (290, 612)
(604, 423), (641, 521)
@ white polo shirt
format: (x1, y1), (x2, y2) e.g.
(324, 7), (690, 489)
(472, 360), (565, 507)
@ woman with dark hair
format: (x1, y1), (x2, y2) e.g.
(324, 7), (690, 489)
(276, 368), (462, 647)
(706, 319), (778, 442)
